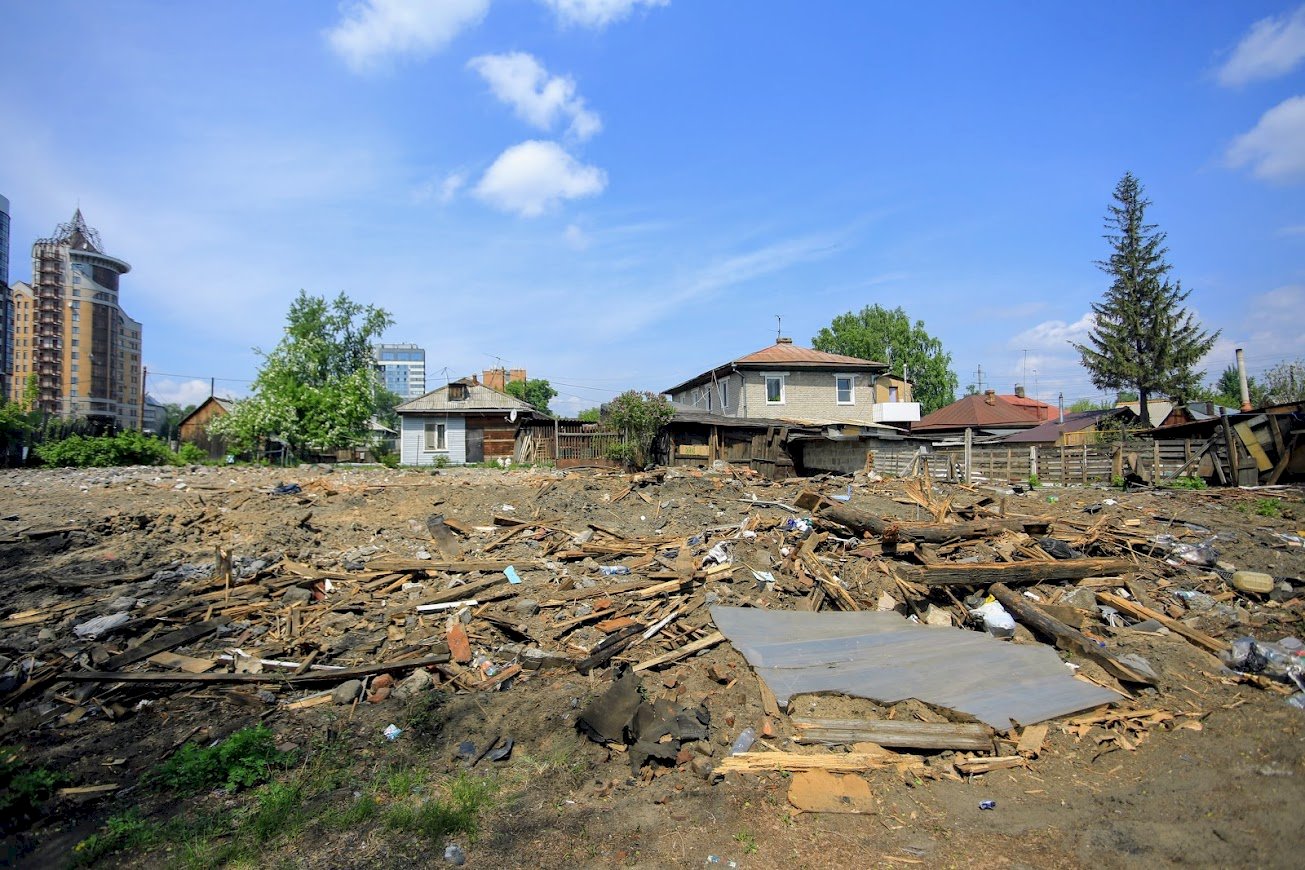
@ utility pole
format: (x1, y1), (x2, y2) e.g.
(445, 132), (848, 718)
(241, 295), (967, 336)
(139, 366), (147, 433)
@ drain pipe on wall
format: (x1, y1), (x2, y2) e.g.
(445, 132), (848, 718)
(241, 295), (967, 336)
(1236, 348), (1253, 412)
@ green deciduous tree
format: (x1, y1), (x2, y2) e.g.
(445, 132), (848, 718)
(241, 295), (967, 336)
(210, 291), (394, 458)
(811, 305), (958, 414)
(1262, 359), (1305, 404)
(1073, 173), (1219, 427)
(504, 378), (558, 415)
(603, 390), (674, 468)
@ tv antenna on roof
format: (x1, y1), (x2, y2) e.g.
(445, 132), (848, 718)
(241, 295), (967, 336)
(775, 315), (783, 341)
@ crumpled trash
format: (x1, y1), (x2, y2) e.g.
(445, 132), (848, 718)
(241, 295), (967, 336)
(271, 483), (302, 495)
(1173, 589), (1216, 611)
(969, 599), (1015, 639)
(1038, 537), (1083, 560)
(1222, 636), (1305, 691)
(1153, 534), (1219, 567)
(783, 517), (813, 536)
(703, 541), (732, 566)
(73, 612), (131, 639)
(751, 570), (776, 591)
(383, 724), (403, 741)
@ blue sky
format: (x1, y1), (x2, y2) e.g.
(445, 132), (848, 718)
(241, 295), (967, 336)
(2, 0), (1302, 415)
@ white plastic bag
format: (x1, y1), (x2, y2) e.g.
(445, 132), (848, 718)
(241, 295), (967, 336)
(969, 599), (1016, 639)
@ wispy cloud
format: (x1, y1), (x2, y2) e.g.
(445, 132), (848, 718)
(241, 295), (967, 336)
(469, 52), (601, 140)
(474, 140), (607, 216)
(1217, 3), (1305, 86)
(1008, 312), (1095, 350)
(564, 223), (591, 249)
(326, 0), (490, 73)
(1226, 95), (1305, 184)
(540, 0), (668, 29)
(414, 170), (468, 203)
(147, 377), (219, 407)
(1277, 223), (1305, 237)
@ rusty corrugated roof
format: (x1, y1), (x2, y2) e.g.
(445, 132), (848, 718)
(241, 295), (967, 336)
(912, 392), (1043, 431)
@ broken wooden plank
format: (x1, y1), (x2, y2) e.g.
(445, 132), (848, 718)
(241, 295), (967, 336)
(814, 500), (1052, 543)
(906, 558), (1133, 587)
(1016, 723), (1049, 758)
(631, 630), (725, 672)
(954, 755), (1027, 775)
(100, 618), (228, 672)
(792, 718), (994, 752)
(365, 559), (522, 574)
(989, 582), (1155, 685)
(716, 750), (924, 774)
(61, 652), (451, 686)
(1095, 591), (1228, 653)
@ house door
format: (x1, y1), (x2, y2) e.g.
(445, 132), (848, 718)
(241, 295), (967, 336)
(466, 427), (484, 463)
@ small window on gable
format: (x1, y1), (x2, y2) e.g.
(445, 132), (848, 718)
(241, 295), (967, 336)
(765, 375), (784, 404)
(836, 375), (854, 405)
(888, 385), (899, 402)
(449, 383), (468, 401)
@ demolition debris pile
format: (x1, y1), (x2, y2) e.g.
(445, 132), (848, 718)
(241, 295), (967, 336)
(1, 464), (1303, 865)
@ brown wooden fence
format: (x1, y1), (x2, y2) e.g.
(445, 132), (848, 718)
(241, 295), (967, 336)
(918, 439), (1203, 486)
(516, 420), (622, 466)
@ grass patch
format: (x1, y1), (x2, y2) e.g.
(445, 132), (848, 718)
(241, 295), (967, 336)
(379, 768), (495, 845)
(1164, 475), (1207, 490)
(71, 811), (163, 866)
(148, 726), (294, 794)
(0, 747), (64, 827)
(1255, 498), (1283, 518)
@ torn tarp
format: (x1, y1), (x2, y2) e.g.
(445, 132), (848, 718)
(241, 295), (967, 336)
(710, 606), (1119, 730)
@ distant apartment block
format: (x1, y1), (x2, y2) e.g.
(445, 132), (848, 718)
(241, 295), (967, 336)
(8, 210), (143, 430)
(1, 194), (11, 399)
(374, 343), (426, 400)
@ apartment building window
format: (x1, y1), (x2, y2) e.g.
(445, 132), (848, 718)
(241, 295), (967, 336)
(835, 375), (854, 405)
(764, 374), (785, 404)
(424, 421), (447, 450)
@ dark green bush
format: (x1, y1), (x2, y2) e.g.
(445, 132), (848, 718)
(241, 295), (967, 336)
(35, 430), (178, 468)
(148, 726), (292, 793)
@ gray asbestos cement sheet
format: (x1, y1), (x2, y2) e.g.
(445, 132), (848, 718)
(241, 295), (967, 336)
(710, 606), (1120, 730)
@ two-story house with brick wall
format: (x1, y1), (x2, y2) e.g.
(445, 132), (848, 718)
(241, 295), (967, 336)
(662, 337), (920, 427)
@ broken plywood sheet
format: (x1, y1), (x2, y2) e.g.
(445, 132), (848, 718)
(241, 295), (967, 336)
(710, 606), (1119, 730)
(788, 769), (875, 814)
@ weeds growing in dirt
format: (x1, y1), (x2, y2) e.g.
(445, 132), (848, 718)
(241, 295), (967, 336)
(1165, 475), (1207, 490)
(378, 768), (496, 845)
(0, 748), (63, 828)
(1255, 498), (1283, 518)
(71, 811), (162, 866)
(148, 725), (294, 793)
(733, 830), (759, 854)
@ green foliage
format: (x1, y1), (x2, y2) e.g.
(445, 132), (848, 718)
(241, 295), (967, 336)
(1165, 475), (1207, 490)
(1255, 498), (1282, 518)
(149, 726), (292, 793)
(812, 304), (958, 414)
(177, 441), (207, 464)
(733, 831), (759, 854)
(210, 291), (394, 457)
(1027, 473), (1040, 489)
(1261, 359), (1305, 404)
(1073, 173), (1219, 427)
(381, 771), (495, 844)
(247, 782), (306, 843)
(577, 407), (601, 423)
(72, 811), (163, 866)
(1111, 474), (1126, 489)
(503, 378), (558, 415)
(1068, 397), (1113, 413)
(431, 454), (449, 469)
(0, 748), (63, 825)
(602, 391), (673, 468)
(376, 449), (400, 468)
(35, 430), (177, 467)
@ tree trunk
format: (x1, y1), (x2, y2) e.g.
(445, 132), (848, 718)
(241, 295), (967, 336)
(1138, 386), (1152, 428)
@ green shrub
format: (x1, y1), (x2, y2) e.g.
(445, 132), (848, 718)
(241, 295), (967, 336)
(1255, 498), (1283, 518)
(0, 748), (63, 826)
(35, 430), (178, 468)
(376, 449), (400, 469)
(148, 726), (292, 793)
(1165, 475), (1207, 490)
(72, 811), (161, 866)
(177, 442), (207, 464)
(1027, 473), (1040, 489)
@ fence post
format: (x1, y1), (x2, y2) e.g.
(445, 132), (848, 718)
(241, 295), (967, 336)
(963, 428), (973, 485)
(1153, 440), (1161, 483)
(1081, 443), (1088, 484)
(1059, 445), (1067, 485)
(1029, 445), (1038, 480)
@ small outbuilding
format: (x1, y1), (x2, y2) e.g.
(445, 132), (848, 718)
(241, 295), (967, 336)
(396, 377), (540, 466)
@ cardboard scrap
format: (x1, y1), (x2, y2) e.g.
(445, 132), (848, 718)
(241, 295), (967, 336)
(788, 769), (875, 814)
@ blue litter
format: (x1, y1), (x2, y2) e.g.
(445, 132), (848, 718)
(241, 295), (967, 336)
(504, 566), (522, 585)
(831, 484), (853, 503)
(979, 800), (996, 810)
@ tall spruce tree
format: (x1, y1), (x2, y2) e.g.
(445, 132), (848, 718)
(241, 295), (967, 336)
(1072, 173), (1218, 427)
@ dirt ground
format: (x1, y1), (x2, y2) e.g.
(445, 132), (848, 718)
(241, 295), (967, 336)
(1, 464), (1303, 869)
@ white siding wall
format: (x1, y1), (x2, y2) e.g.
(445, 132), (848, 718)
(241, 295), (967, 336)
(400, 414), (467, 465)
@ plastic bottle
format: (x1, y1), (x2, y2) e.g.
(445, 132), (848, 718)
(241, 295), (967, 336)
(600, 565), (631, 576)
(730, 727), (757, 755)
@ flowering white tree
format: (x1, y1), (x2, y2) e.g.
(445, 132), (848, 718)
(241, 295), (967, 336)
(211, 292), (395, 458)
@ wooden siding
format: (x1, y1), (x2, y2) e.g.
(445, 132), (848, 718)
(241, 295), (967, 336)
(178, 399), (230, 460)
(400, 415), (467, 465)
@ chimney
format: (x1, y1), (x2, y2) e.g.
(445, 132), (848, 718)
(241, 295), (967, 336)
(983, 389), (996, 405)
(777, 336), (793, 344)
(1014, 384), (1025, 398)
(508, 368), (527, 385)
(482, 369), (503, 391)
(1236, 348), (1252, 412)
(470, 374), (479, 386)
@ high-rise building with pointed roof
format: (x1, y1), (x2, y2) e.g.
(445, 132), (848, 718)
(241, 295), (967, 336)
(8, 210), (143, 429)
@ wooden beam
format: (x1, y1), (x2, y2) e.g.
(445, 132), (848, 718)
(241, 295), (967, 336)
(716, 750), (927, 775)
(907, 557), (1133, 587)
(100, 618), (228, 672)
(1096, 591), (1227, 653)
(989, 582), (1155, 685)
(815, 501), (1052, 544)
(631, 631), (725, 672)
(793, 717), (994, 751)
(61, 653), (451, 685)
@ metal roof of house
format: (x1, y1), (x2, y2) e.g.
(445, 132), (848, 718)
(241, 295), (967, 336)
(912, 391), (1043, 432)
(397, 380), (538, 415)
(1001, 408), (1128, 443)
(664, 340), (887, 394)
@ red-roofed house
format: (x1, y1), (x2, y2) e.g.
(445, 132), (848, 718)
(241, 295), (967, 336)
(663, 338), (920, 426)
(911, 389), (1051, 438)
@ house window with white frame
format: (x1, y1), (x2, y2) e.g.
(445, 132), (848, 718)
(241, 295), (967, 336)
(718, 380), (728, 410)
(424, 421), (446, 451)
(764, 374), (785, 404)
(835, 374), (855, 405)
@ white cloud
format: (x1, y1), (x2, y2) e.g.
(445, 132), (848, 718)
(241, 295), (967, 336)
(473, 140), (607, 217)
(438, 170), (467, 202)
(148, 378), (217, 407)
(564, 223), (591, 249)
(1227, 95), (1305, 183)
(411, 170), (467, 203)
(540, 0), (668, 29)
(326, 0), (490, 73)
(468, 52), (601, 140)
(1217, 4), (1305, 86)
(1008, 312), (1095, 350)
(1239, 284), (1305, 358)
(1277, 224), (1305, 237)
